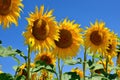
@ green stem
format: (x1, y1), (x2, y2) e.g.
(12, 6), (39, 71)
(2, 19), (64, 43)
(27, 45), (31, 80)
(91, 54), (95, 78)
(92, 54), (95, 63)
(58, 58), (62, 80)
(83, 48), (87, 80)
(106, 57), (108, 74)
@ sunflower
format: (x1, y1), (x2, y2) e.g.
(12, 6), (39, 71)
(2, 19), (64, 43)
(117, 70), (120, 78)
(71, 68), (83, 78)
(34, 52), (56, 65)
(95, 59), (114, 74)
(84, 20), (111, 54)
(103, 32), (118, 58)
(18, 63), (35, 76)
(117, 50), (120, 66)
(39, 69), (53, 80)
(23, 5), (59, 52)
(0, 0), (23, 28)
(53, 18), (83, 59)
(31, 73), (37, 80)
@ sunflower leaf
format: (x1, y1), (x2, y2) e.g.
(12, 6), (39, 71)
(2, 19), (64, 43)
(108, 73), (117, 80)
(35, 60), (47, 67)
(12, 56), (20, 65)
(13, 65), (19, 71)
(64, 72), (80, 80)
(16, 49), (27, 61)
(16, 75), (26, 80)
(91, 75), (106, 80)
(0, 73), (13, 80)
(35, 60), (54, 69)
(0, 45), (26, 65)
(33, 66), (45, 72)
(46, 69), (57, 74)
(0, 45), (24, 57)
(64, 58), (82, 65)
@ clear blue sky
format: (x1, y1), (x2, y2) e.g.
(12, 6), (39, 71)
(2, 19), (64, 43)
(0, 0), (120, 75)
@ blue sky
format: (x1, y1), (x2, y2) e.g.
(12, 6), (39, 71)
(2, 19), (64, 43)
(0, 0), (120, 75)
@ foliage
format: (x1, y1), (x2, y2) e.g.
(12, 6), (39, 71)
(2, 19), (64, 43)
(0, 1), (120, 80)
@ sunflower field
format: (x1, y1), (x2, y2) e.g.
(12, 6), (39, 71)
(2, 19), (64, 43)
(0, 0), (120, 80)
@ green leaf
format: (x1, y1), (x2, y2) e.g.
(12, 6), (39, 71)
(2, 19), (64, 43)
(13, 65), (19, 71)
(94, 53), (101, 59)
(16, 75), (26, 80)
(16, 49), (27, 61)
(0, 46), (24, 57)
(87, 59), (95, 69)
(93, 64), (104, 70)
(108, 73), (117, 80)
(0, 73), (13, 80)
(64, 58), (82, 65)
(91, 76), (105, 80)
(99, 69), (108, 77)
(62, 73), (71, 80)
(33, 66), (45, 72)
(0, 46), (15, 57)
(16, 49), (22, 53)
(0, 45), (27, 65)
(101, 77), (108, 80)
(53, 78), (58, 80)
(35, 60), (54, 70)
(64, 72), (80, 80)
(12, 56), (20, 65)
(46, 69), (57, 74)
(118, 37), (120, 40)
(35, 60), (47, 66)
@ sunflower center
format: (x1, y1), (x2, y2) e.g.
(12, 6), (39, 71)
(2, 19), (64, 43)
(55, 29), (73, 48)
(40, 55), (51, 64)
(22, 69), (27, 77)
(90, 31), (103, 46)
(107, 44), (112, 53)
(0, 0), (12, 15)
(32, 19), (49, 40)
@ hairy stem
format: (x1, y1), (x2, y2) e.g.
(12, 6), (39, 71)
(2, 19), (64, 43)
(91, 54), (95, 78)
(83, 48), (87, 80)
(106, 57), (108, 74)
(58, 58), (62, 80)
(27, 45), (31, 80)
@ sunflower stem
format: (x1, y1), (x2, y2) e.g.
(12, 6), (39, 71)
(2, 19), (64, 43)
(91, 54), (95, 78)
(92, 54), (95, 63)
(27, 45), (31, 80)
(58, 58), (62, 80)
(83, 48), (87, 80)
(106, 57), (108, 75)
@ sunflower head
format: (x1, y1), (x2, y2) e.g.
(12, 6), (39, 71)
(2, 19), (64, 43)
(31, 73), (37, 80)
(84, 20), (111, 54)
(0, 0), (11, 15)
(53, 18), (83, 59)
(117, 70), (120, 78)
(0, 0), (23, 28)
(95, 59), (114, 74)
(34, 52), (56, 65)
(39, 69), (48, 80)
(104, 32), (118, 58)
(39, 69), (53, 80)
(117, 50), (120, 66)
(23, 5), (59, 52)
(18, 63), (35, 76)
(71, 68), (83, 78)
